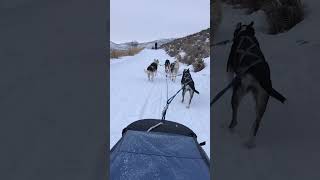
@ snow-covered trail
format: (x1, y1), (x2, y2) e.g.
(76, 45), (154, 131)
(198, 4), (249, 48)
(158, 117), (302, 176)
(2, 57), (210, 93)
(110, 49), (210, 156)
(212, 2), (320, 179)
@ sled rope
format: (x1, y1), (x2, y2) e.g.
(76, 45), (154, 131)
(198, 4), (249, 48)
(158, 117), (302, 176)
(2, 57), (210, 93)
(210, 60), (264, 106)
(158, 71), (182, 78)
(166, 74), (169, 101)
(211, 34), (265, 106)
(162, 78), (193, 120)
(210, 76), (240, 106)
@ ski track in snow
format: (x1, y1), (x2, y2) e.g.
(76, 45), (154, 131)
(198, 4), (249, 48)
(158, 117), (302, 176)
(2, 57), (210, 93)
(110, 49), (210, 157)
(212, 2), (320, 179)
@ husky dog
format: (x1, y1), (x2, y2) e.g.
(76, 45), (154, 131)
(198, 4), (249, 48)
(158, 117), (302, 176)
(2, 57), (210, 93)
(144, 59), (159, 81)
(170, 59), (179, 82)
(164, 59), (171, 74)
(181, 69), (199, 108)
(227, 21), (286, 148)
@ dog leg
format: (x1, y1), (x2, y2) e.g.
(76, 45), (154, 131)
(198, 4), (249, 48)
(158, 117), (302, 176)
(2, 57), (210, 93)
(245, 89), (269, 148)
(229, 85), (245, 130)
(181, 88), (186, 103)
(187, 90), (194, 108)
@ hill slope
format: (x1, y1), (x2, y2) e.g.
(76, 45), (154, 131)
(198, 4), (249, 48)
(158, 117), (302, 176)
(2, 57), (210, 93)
(161, 29), (210, 65)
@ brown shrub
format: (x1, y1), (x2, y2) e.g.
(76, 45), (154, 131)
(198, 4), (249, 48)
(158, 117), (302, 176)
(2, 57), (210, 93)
(192, 58), (206, 72)
(110, 47), (144, 59)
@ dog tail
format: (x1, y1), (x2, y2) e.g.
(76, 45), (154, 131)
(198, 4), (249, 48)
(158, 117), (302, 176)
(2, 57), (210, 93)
(269, 88), (286, 103)
(194, 89), (200, 94)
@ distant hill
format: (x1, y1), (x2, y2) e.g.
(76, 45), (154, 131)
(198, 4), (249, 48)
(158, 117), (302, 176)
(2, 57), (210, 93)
(110, 38), (174, 51)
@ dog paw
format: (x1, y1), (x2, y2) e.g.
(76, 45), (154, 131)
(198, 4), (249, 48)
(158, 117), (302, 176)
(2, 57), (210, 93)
(186, 105), (190, 109)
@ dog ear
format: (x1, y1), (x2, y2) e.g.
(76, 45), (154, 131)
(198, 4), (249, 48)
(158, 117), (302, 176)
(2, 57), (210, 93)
(248, 21), (254, 27)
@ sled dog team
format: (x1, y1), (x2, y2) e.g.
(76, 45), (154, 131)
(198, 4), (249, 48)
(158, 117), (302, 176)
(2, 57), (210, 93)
(144, 59), (180, 82)
(144, 58), (199, 108)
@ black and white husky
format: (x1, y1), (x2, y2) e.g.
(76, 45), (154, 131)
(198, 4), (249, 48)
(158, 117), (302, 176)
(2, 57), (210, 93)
(165, 59), (170, 74)
(144, 59), (159, 81)
(227, 21), (286, 148)
(181, 69), (199, 108)
(170, 59), (179, 82)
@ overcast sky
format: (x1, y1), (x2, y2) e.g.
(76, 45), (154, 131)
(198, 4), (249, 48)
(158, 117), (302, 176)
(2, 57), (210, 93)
(110, 0), (210, 43)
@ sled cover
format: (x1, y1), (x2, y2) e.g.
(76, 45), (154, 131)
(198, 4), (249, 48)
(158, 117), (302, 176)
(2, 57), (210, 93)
(110, 119), (210, 180)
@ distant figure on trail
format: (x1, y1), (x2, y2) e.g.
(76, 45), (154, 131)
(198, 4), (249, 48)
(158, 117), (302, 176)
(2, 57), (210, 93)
(155, 42), (158, 50)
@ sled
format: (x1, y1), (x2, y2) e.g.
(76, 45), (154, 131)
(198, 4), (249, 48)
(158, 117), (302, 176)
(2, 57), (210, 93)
(110, 119), (210, 180)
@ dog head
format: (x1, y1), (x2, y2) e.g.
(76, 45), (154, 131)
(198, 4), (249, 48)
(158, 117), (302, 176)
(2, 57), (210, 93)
(182, 68), (191, 78)
(233, 21), (255, 39)
(154, 59), (159, 65)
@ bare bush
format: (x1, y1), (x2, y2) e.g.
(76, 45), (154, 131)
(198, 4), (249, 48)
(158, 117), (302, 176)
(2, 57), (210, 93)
(192, 58), (206, 72)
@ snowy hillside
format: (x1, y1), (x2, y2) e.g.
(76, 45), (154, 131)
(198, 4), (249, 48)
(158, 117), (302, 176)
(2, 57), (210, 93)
(110, 41), (130, 50)
(212, 1), (320, 179)
(110, 49), (210, 157)
(161, 29), (210, 65)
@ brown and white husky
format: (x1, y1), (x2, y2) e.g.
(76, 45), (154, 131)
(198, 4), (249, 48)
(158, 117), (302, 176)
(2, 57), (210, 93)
(169, 59), (179, 82)
(144, 59), (159, 81)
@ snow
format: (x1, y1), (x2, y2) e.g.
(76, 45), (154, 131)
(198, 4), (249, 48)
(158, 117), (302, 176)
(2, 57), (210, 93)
(110, 49), (210, 157)
(179, 50), (186, 59)
(212, 1), (320, 179)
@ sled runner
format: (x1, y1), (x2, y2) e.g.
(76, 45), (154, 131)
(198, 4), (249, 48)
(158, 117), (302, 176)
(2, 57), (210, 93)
(110, 119), (210, 180)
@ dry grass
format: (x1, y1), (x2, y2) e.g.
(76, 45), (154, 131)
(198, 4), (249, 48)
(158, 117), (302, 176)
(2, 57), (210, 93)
(110, 47), (144, 59)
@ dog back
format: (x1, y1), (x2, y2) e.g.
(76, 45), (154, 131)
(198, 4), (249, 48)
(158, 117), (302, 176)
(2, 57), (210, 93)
(170, 63), (175, 72)
(147, 62), (157, 72)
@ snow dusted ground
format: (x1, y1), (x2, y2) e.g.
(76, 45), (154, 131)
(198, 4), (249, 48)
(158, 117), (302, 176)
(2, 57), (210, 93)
(110, 49), (211, 156)
(212, 1), (320, 179)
